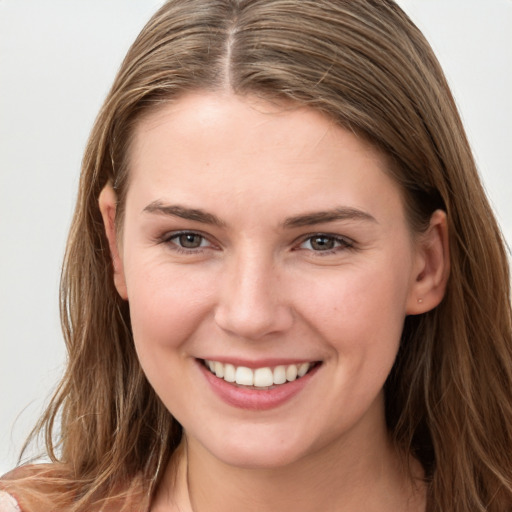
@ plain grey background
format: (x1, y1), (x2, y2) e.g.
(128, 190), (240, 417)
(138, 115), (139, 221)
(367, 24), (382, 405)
(1, 0), (511, 474)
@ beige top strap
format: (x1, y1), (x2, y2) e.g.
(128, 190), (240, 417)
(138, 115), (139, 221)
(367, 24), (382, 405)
(0, 491), (21, 512)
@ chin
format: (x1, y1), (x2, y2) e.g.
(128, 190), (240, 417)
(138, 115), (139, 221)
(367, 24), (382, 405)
(190, 424), (319, 470)
(214, 445), (307, 470)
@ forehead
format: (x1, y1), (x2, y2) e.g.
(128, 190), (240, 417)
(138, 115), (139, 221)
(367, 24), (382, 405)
(129, 93), (387, 173)
(125, 92), (405, 226)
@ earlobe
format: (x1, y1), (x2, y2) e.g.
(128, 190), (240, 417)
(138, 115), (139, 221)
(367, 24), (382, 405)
(406, 210), (450, 315)
(98, 183), (128, 300)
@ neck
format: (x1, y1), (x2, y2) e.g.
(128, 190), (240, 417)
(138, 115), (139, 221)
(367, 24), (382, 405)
(154, 428), (425, 512)
(188, 441), (423, 512)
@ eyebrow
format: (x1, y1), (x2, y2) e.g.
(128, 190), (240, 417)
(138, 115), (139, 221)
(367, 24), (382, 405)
(143, 201), (226, 227)
(143, 201), (376, 229)
(283, 208), (377, 228)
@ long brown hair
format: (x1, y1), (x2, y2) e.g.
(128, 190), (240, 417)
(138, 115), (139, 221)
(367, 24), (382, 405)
(23, 1), (512, 510)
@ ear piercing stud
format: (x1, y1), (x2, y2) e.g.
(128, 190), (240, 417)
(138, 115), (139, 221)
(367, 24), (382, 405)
(418, 298), (423, 304)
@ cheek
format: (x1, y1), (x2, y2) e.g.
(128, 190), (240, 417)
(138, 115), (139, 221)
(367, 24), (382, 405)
(123, 260), (218, 415)
(293, 253), (412, 356)
(294, 259), (411, 422)
(123, 257), (215, 356)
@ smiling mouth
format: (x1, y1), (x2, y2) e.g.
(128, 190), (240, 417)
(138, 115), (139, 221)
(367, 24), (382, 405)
(202, 359), (320, 389)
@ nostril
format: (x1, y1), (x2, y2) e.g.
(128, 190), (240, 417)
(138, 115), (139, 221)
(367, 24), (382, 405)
(214, 303), (294, 340)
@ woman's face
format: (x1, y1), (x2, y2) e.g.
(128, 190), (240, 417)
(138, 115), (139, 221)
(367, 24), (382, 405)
(102, 92), (443, 469)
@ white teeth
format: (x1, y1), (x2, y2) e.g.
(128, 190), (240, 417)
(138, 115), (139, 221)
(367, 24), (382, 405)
(273, 365), (287, 385)
(204, 360), (314, 387)
(235, 366), (254, 386)
(298, 362), (309, 377)
(286, 364), (298, 382)
(224, 363), (236, 383)
(214, 361), (224, 378)
(254, 367), (274, 387)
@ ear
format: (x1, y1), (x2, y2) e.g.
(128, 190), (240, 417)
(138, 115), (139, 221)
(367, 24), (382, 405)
(98, 183), (128, 300)
(406, 210), (450, 315)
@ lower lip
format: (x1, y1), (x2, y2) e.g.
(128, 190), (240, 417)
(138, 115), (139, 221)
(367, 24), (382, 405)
(198, 361), (320, 411)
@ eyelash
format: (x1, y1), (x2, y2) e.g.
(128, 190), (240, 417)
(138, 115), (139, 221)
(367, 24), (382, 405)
(160, 231), (354, 256)
(296, 233), (355, 255)
(160, 231), (214, 254)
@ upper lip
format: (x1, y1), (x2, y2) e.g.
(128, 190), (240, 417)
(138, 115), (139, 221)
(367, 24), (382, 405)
(197, 357), (320, 369)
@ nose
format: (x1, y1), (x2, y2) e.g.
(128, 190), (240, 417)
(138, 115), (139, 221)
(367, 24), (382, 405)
(214, 252), (294, 340)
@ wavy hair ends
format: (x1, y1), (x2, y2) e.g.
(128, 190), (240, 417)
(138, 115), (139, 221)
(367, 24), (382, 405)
(23, 1), (512, 511)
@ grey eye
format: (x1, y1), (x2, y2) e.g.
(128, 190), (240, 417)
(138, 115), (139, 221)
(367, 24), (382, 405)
(299, 234), (352, 252)
(176, 233), (205, 248)
(309, 236), (336, 251)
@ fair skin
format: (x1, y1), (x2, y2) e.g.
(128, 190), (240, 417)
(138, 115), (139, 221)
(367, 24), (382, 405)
(100, 92), (449, 512)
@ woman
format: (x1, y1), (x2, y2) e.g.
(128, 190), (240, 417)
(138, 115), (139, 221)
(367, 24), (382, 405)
(1, 1), (511, 511)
